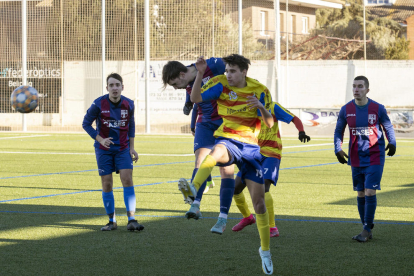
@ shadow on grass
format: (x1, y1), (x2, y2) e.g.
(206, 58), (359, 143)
(0, 203), (413, 276)
(329, 183), (414, 208)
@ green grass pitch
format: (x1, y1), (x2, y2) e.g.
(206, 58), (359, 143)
(0, 133), (413, 275)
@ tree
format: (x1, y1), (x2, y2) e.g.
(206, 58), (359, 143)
(314, 1), (409, 60)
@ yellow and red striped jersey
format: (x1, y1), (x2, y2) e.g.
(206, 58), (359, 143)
(258, 102), (295, 159)
(200, 75), (272, 145)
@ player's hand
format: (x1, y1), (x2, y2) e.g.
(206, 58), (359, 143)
(183, 102), (193, 115)
(246, 96), (264, 110)
(100, 137), (114, 149)
(298, 131), (310, 143)
(191, 127), (195, 137)
(195, 56), (207, 74)
(130, 149), (139, 163)
(385, 144), (396, 156)
(336, 150), (348, 164)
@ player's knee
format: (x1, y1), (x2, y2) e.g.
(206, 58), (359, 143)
(253, 201), (266, 214)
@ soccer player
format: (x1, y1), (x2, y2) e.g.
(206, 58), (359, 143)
(334, 75), (396, 242)
(162, 59), (235, 222)
(181, 54), (275, 275)
(232, 101), (310, 237)
(82, 73), (144, 232)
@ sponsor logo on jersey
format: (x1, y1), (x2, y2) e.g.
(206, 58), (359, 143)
(368, 114), (377, 125)
(202, 76), (211, 85)
(103, 119), (126, 128)
(350, 126), (375, 136)
(121, 110), (128, 118)
(102, 110), (110, 113)
(229, 91), (238, 100)
(346, 114), (356, 117)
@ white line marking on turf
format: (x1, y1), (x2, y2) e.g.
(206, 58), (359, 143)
(284, 142), (348, 149)
(0, 135), (50, 140)
(0, 151), (193, 156)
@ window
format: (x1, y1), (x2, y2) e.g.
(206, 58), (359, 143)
(302, 17), (308, 34)
(367, 0), (390, 4)
(260, 11), (268, 36)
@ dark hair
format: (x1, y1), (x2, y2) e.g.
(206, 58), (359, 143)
(162, 61), (188, 89)
(222, 54), (250, 72)
(354, 75), (369, 89)
(106, 73), (123, 85)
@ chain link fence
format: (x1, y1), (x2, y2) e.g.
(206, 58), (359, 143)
(0, 0), (412, 135)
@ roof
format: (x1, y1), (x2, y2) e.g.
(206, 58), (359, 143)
(279, 0), (343, 9)
(367, 0), (414, 24)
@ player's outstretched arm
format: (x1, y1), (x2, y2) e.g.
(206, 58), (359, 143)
(190, 56), (207, 103)
(291, 116), (310, 143)
(246, 96), (274, 128)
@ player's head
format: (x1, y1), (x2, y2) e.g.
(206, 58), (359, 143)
(223, 54), (250, 87)
(353, 76), (369, 101)
(162, 61), (189, 90)
(106, 73), (124, 101)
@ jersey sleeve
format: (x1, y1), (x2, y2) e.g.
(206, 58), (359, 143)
(200, 78), (223, 102)
(185, 92), (191, 104)
(334, 106), (347, 154)
(256, 89), (273, 117)
(272, 103), (294, 124)
(207, 57), (226, 75)
(82, 101), (100, 140)
(191, 103), (198, 129)
(129, 102), (135, 138)
(379, 106), (396, 147)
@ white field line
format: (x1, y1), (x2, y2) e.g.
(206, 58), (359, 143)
(0, 151), (193, 156)
(0, 135), (50, 140)
(284, 142), (348, 149)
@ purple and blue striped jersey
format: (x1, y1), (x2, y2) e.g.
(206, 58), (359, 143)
(187, 57), (225, 123)
(83, 94), (135, 152)
(334, 99), (396, 167)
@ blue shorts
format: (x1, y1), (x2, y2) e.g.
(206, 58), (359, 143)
(194, 120), (222, 152)
(215, 138), (263, 184)
(261, 156), (281, 186)
(351, 165), (383, 191)
(236, 155), (281, 186)
(95, 148), (133, 176)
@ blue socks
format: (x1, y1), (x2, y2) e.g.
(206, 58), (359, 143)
(102, 191), (116, 222)
(123, 186), (136, 221)
(219, 178), (235, 218)
(364, 195), (377, 232)
(357, 196), (365, 225)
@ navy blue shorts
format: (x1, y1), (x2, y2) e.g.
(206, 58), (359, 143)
(236, 155), (281, 186)
(95, 148), (133, 176)
(351, 165), (384, 191)
(193, 120), (222, 152)
(215, 138), (264, 184)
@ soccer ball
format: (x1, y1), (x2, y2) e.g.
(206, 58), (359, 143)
(10, 85), (39, 113)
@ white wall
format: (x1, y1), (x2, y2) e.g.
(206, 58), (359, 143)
(4, 60), (414, 132)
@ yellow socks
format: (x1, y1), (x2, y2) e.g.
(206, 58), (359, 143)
(233, 192), (251, 218)
(192, 155), (216, 190)
(265, 192), (275, 228)
(256, 211), (270, 251)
